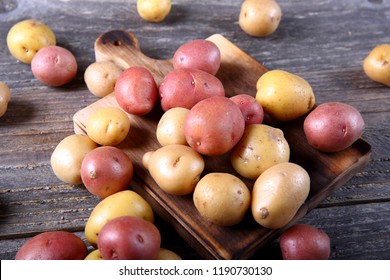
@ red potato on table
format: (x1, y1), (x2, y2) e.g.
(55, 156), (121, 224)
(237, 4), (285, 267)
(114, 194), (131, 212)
(158, 68), (225, 111)
(230, 94), (264, 126)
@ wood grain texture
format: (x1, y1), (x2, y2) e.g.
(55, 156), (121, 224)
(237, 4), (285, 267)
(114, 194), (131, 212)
(0, 0), (389, 260)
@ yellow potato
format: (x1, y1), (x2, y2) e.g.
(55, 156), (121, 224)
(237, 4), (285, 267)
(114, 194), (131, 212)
(50, 134), (98, 184)
(231, 124), (290, 180)
(251, 162), (310, 229)
(0, 82), (11, 118)
(84, 249), (103, 260)
(85, 190), (154, 247)
(156, 107), (189, 146)
(143, 144), (204, 195)
(363, 44), (390, 87)
(137, 0), (171, 22)
(86, 107), (130, 146)
(84, 61), (123, 97)
(155, 248), (182, 260)
(256, 69), (315, 122)
(7, 19), (56, 64)
(193, 173), (251, 226)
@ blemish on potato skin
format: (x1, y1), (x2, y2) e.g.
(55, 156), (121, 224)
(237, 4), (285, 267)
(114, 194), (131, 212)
(259, 208), (269, 219)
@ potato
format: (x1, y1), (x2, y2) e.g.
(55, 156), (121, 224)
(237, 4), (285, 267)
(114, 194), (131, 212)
(252, 162), (310, 229)
(280, 224), (331, 260)
(231, 124), (290, 180)
(7, 19), (56, 64)
(81, 146), (133, 198)
(363, 44), (390, 87)
(184, 96), (245, 156)
(155, 248), (182, 260)
(98, 216), (160, 260)
(51, 134), (98, 184)
(239, 0), (282, 37)
(0, 82), (11, 118)
(31, 45), (77, 86)
(85, 249), (103, 260)
(85, 107), (130, 146)
(193, 173), (251, 226)
(85, 190), (154, 247)
(156, 107), (189, 146)
(173, 39), (221, 75)
(137, 0), (171, 22)
(84, 61), (123, 97)
(303, 102), (365, 152)
(159, 68), (225, 111)
(230, 94), (264, 126)
(142, 144), (204, 195)
(15, 231), (87, 260)
(256, 69), (315, 122)
(115, 66), (158, 115)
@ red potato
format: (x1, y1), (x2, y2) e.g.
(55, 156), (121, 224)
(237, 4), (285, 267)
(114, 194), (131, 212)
(115, 66), (158, 115)
(279, 224), (331, 260)
(159, 68), (225, 111)
(98, 216), (161, 260)
(184, 96), (245, 156)
(303, 102), (365, 152)
(81, 146), (133, 198)
(230, 94), (264, 126)
(31, 45), (77, 86)
(173, 39), (221, 75)
(15, 231), (87, 260)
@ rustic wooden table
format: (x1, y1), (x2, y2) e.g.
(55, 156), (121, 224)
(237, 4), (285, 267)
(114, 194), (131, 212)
(0, 0), (389, 260)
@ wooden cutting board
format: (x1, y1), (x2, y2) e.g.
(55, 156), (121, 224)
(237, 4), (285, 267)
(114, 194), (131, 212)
(73, 30), (372, 259)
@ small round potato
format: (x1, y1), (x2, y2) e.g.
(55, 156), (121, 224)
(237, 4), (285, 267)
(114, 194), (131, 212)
(252, 162), (310, 229)
(193, 173), (251, 226)
(85, 249), (103, 260)
(230, 94), (264, 126)
(85, 190), (154, 247)
(84, 61), (123, 97)
(256, 69), (315, 122)
(155, 248), (182, 260)
(231, 124), (290, 180)
(239, 0), (282, 37)
(137, 0), (171, 22)
(50, 134), (98, 185)
(86, 107), (130, 146)
(7, 19), (56, 64)
(142, 144), (205, 195)
(363, 44), (390, 87)
(156, 107), (189, 146)
(0, 82), (12, 118)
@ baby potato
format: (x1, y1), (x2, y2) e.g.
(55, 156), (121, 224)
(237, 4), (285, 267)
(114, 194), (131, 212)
(156, 107), (189, 146)
(137, 0), (171, 22)
(230, 94), (264, 126)
(84, 61), (123, 97)
(239, 0), (282, 37)
(7, 19), (56, 64)
(31, 45), (77, 87)
(193, 173), (251, 226)
(155, 248), (182, 260)
(252, 162), (310, 229)
(231, 124), (290, 180)
(142, 144), (204, 195)
(86, 107), (130, 146)
(363, 44), (390, 87)
(85, 249), (103, 260)
(303, 102), (365, 152)
(256, 70), (315, 122)
(0, 82), (11, 118)
(50, 134), (98, 185)
(85, 190), (154, 247)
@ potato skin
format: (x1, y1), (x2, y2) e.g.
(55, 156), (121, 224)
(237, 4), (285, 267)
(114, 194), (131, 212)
(15, 231), (87, 260)
(363, 44), (390, 87)
(173, 39), (221, 75)
(280, 224), (331, 260)
(256, 69), (315, 122)
(159, 68), (225, 111)
(303, 102), (365, 152)
(156, 107), (189, 146)
(31, 46), (77, 86)
(115, 66), (158, 115)
(137, 0), (171, 22)
(0, 82), (11, 118)
(7, 19), (56, 64)
(252, 162), (310, 229)
(184, 96), (245, 156)
(230, 94), (264, 126)
(231, 124), (290, 180)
